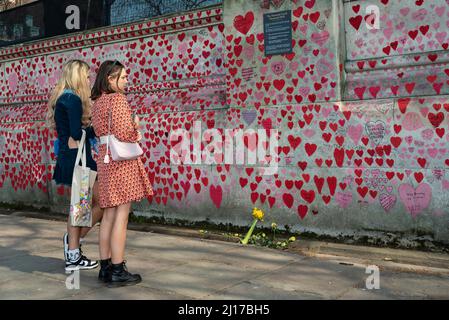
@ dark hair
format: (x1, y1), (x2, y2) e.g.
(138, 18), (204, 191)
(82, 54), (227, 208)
(91, 60), (125, 100)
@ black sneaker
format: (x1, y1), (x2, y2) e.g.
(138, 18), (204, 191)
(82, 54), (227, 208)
(65, 252), (99, 272)
(108, 261), (141, 288)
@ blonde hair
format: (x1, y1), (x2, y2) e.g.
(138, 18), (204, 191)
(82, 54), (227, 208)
(46, 60), (92, 129)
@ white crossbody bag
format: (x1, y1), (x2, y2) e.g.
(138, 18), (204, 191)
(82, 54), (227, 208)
(101, 108), (143, 163)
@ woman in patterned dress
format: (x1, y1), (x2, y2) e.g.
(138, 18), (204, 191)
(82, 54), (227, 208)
(91, 60), (153, 287)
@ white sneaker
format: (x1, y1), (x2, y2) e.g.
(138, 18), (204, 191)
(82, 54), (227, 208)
(65, 251), (99, 271)
(64, 234), (98, 271)
(63, 233), (69, 261)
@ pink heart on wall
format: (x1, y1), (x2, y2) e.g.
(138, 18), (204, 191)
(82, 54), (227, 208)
(399, 8), (410, 16)
(336, 192), (352, 209)
(435, 6), (446, 17)
(303, 129), (315, 138)
(311, 30), (330, 47)
(442, 179), (449, 190)
(8, 73), (18, 92)
(420, 107), (429, 118)
(255, 92), (264, 100)
(243, 46), (255, 59)
(380, 193), (397, 212)
(398, 183), (432, 218)
(427, 148), (438, 158)
(435, 32), (447, 44)
(271, 61), (286, 76)
(298, 87), (310, 97)
(412, 8), (428, 22)
(299, 24), (308, 35)
(347, 124), (363, 144)
(354, 38), (364, 48)
(316, 57), (333, 76)
(290, 61), (299, 71)
(403, 113), (424, 131)
(383, 28), (394, 40)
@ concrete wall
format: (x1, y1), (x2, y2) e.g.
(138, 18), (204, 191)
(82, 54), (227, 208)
(1, 0), (449, 246)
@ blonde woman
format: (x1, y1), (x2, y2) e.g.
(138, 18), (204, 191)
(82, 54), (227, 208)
(91, 60), (153, 287)
(47, 60), (104, 273)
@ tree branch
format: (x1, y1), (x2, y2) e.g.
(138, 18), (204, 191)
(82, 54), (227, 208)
(182, 0), (212, 10)
(143, 0), (164, 16)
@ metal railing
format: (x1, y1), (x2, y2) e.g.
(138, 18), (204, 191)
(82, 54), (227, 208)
(0, 0), (222, 48)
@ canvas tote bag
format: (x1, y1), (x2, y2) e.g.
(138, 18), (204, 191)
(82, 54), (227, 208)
(70, 130), (97, 227)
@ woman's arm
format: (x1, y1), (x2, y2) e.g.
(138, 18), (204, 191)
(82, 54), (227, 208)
(65, 94), (83, 141)
(85, 125), (96, 139)
(111, 94), (139, 143)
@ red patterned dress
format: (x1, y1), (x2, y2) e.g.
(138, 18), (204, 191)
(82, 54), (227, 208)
(92, 93), (153, 208)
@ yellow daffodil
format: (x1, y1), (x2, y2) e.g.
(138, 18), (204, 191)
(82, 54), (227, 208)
(242, 207), (265, 245)
(289, 236), (296, 242)
(252, 207), (264, 221)
(271, 222), (278, 229)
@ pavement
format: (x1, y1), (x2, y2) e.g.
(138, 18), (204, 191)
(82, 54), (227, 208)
(1, 210), (449, 300)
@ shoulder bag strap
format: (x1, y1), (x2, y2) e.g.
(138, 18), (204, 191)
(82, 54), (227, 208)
(104, 108), (111, 163)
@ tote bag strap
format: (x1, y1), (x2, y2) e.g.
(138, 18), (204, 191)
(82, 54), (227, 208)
(74, 129), (87, 169)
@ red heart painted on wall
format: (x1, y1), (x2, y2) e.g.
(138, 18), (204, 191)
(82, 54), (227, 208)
(417, 158), (427, 168)
(349, 16), (363, 30)
(334, 148), (345, 167)
(414, 172), (424, 183)
(300, 190), (315, 204)
(283, 193), (294, 208)
(304, 143), (317, 156)
(233, 12), (254, 35)
(293, 6), (303, 18)
(327, 176), (337, 196)
(398, 98), (410, 113)
(436, 128), (445, 138)
(297, 205), (308, 219)
(313, 176), (325, 194)
(304, 0), (315, 9)
(428, 112), (444, 127)
(357, 186), (368, 198)
(309, 12), (320, 24)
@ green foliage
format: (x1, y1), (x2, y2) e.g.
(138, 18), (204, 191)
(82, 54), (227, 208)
(245, 231), (297, 249)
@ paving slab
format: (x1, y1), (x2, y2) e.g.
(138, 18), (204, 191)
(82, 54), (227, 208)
(1, 214), (449, 300)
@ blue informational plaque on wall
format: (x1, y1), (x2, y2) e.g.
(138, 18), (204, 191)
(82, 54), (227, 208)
(263, 10), (292, 56)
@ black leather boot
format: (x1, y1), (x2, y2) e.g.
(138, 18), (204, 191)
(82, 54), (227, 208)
(98, 258), (112, 282)
(108, 261), (142, 288)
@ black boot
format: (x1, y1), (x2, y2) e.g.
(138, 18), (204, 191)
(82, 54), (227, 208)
(98, 259), (112, 282)
(108, 261), (142, 288)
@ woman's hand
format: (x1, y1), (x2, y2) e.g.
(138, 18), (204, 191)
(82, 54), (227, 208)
(133, 115), (140, 130)
(68, 137), (78, 149)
